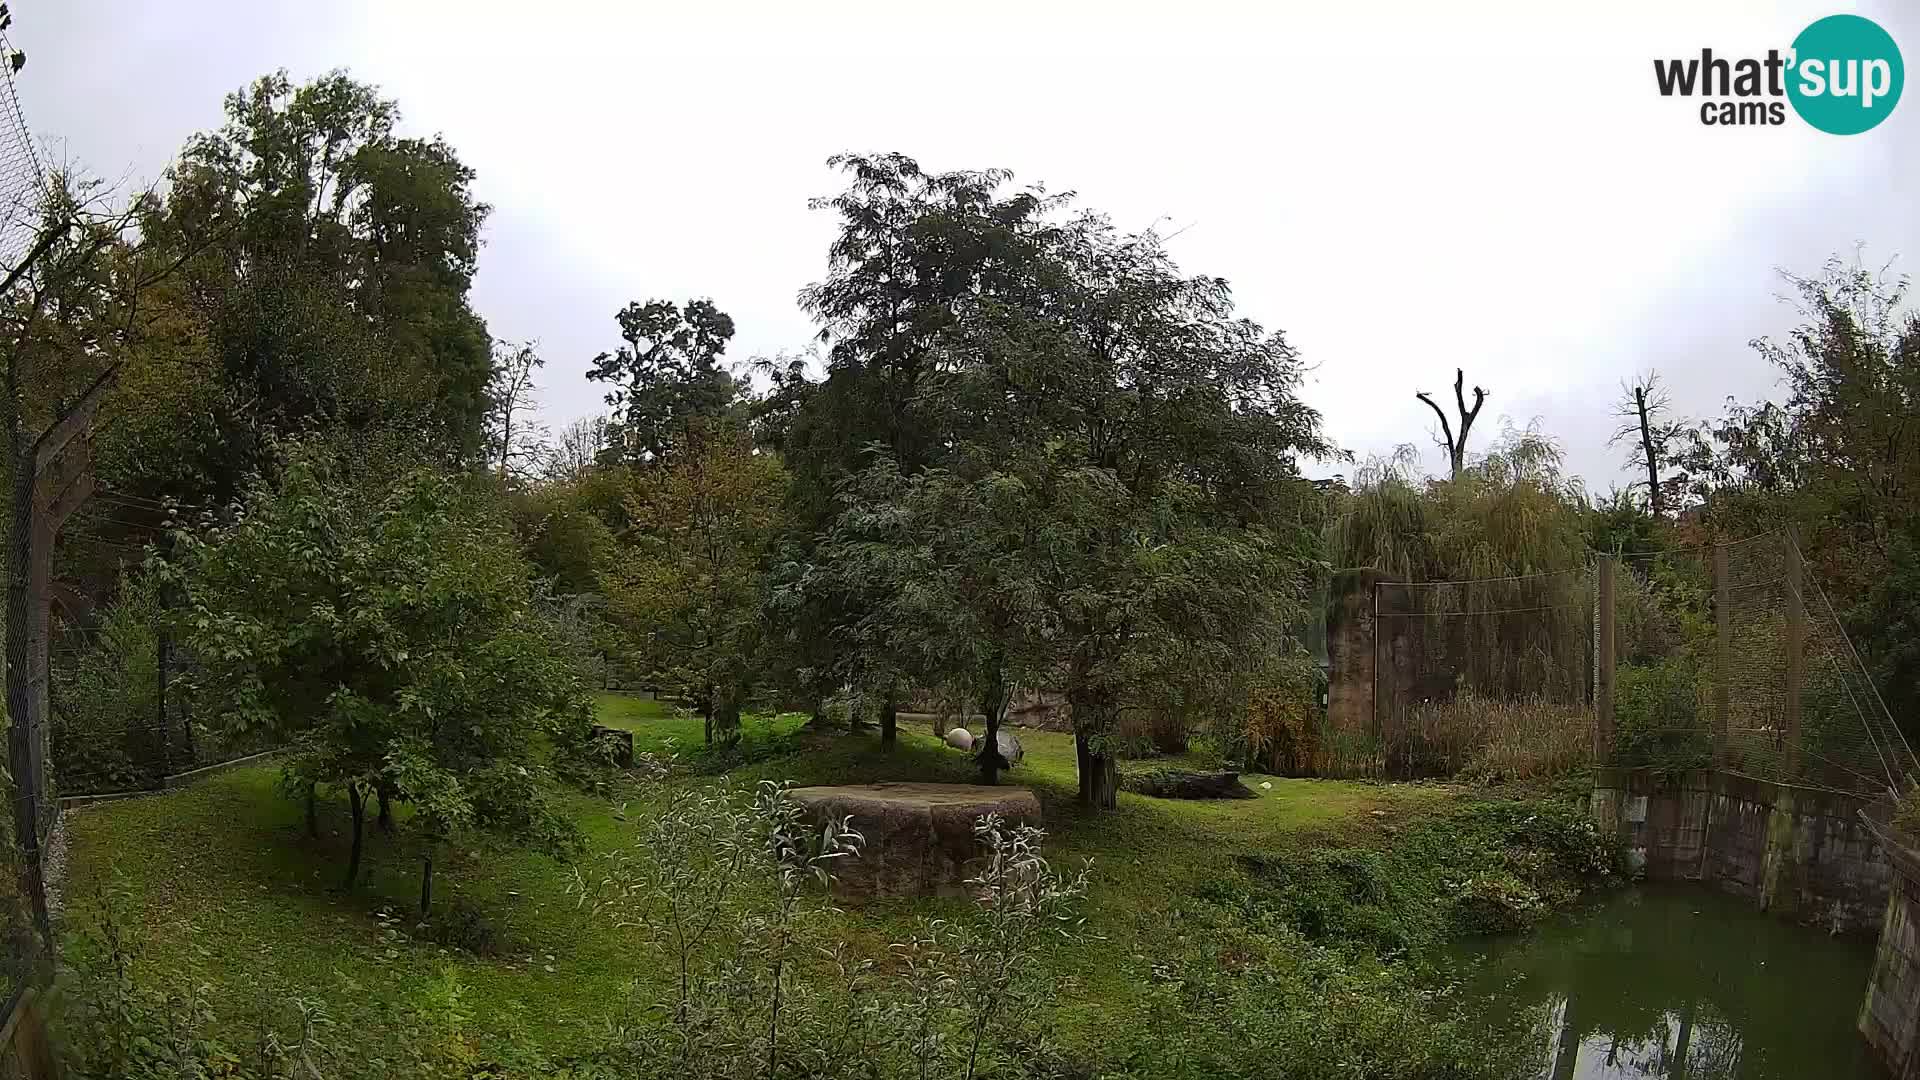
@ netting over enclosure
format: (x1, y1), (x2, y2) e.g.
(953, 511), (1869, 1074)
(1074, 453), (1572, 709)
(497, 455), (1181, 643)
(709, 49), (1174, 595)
(0, 14), (46, 1035)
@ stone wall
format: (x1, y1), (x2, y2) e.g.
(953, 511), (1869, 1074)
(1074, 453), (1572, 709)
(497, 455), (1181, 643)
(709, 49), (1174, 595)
(1590, 768), (1890, 934)
(1859, 811), (1920, 1077)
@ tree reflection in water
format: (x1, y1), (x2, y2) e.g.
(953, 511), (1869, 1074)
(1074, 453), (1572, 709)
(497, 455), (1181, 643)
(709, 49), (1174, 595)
(1455, 885), (1876, 1079)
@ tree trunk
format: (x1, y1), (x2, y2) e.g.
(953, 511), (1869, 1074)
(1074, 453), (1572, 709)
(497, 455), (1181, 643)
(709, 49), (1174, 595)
(698, 685), (714, 746)
(976, 680), (1010, 785)
(1074, 731), (1119, 810)
(879, 696), (897, 748)
(1149, 712), (1188, 755)
(1636, 386), (1664, 518)
(4, 443), (50, 948)
(345, 782), (367, 890)
(305, 782), (319, 839)
(419, 848), (436, 917)
(377, 787), (393, 834)
(1669, 1003), (1693, 1080)
(712, 685), (742, 748)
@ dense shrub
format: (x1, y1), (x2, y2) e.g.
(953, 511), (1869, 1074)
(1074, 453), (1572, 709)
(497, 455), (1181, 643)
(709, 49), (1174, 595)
(1611, 655), (1712, 774)
(50, 576), (165, 794)
(1225, 797), (1626, 959)
(1115, 937), (1531, 1080)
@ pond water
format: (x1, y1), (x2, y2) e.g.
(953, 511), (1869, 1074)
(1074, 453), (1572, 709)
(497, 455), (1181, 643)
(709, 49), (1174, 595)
(1452, 885), (1880, 1080)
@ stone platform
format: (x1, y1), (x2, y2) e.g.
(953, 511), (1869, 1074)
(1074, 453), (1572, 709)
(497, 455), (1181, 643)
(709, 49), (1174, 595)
(788, 782), (1040, 898)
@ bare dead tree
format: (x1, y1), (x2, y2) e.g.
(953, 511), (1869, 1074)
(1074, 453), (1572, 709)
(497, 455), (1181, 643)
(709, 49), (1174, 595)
(1609, 370), (1688, 517)
(544, 413), (612, 482)
(485, 338), (547, 479)
(1415, 367), (1487, 480)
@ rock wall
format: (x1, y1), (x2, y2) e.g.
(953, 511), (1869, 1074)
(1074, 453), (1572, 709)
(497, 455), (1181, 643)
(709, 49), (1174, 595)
(1858, 803), (1920, 1077)
(1590, 768), (1889, 934)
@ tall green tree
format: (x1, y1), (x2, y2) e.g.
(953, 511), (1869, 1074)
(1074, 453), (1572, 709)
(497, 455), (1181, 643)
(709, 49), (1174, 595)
(587, 298), (743, 466)
(604, 429), (789, 746)
(101, 70), (494, 508)
(1028, 224), (1330, 807)
(822, 200), (1331, 805)
(774, 155), (1073, 732)
(812, 459), (1054, 779)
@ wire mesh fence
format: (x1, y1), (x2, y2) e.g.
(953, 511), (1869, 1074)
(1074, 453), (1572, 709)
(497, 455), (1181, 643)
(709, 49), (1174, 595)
(0, 13), (48, 1033)
(1329, 566), (1594, 780)
(1333, 529), (1914, 796)
(49, 633), (281, 798)
(1601, 532), (1914, 798)
(0, 20), (40, 274)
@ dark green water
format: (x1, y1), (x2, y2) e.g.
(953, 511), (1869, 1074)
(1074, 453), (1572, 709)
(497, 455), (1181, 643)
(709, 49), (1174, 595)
(1452, 885), (1880, 1080)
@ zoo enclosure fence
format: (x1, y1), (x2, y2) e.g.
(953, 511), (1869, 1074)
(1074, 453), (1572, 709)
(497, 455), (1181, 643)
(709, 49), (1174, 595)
(1338, 529), (1914, 799)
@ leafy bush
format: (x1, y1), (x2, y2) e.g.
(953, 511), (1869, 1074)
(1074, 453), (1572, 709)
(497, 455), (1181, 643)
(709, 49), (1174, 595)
(571, 780), (1090, 1080)
(1114, 934), (1533, 1080)
(412, 899), (501, 956)
(1611, 655), (1712, 774)
(1228, 797), (1624, 959)
(1230, 660), (1323, 776)
(50, 574), (165, 795)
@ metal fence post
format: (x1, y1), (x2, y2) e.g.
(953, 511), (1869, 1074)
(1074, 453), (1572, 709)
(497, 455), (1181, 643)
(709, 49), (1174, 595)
(1595, 555), (1615, 762)
(1714, 542), (1731, 767)
(1784, 533), (1804, 778)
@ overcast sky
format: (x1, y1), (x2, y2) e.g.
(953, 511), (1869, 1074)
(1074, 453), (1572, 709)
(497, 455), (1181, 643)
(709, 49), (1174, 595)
(14, 1), (1918, 490)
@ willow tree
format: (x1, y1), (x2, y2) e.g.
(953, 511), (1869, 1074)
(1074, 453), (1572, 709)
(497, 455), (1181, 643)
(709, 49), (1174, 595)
(1324, 446), (1435, 581)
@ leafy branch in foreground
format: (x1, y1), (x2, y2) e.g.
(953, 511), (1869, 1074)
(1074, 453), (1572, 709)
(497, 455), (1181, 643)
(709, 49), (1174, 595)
(572, 785), (1090, 1080)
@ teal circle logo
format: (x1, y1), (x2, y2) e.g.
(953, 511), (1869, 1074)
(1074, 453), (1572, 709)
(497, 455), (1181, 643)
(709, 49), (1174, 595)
(1788, 14), (1903, 134)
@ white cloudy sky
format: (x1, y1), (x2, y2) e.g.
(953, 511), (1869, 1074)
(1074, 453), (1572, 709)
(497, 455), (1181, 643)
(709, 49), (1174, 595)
(15, 0), (1919, 489)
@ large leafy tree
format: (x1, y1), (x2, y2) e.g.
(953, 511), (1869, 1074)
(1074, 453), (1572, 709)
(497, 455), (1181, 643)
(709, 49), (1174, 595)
(802, 182), (1328, 799)
(100, 70), (494, 508)
(587, 298), (744, 466)
(1684, 256), (1920, 727)
(1006, 224), (1330, 807)
(603, 429), (789, 746)
(812, 459), (1054, 779)
(167, 443), (589, 902)
(772, 155), (1072, 733)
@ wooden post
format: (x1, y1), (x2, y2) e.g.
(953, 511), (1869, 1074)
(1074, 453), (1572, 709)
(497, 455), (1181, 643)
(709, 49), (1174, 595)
(1784, 535), (1804, 778)
(1714, 543), (1731, 767)
(1596, 556), (1615, 762)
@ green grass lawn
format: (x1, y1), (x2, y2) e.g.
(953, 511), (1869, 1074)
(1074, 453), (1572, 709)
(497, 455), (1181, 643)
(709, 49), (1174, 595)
(56, 693), (1463, 1063)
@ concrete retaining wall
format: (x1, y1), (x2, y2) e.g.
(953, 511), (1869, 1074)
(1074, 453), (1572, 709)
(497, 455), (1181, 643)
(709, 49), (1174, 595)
(1858, 805), (1920, 1077)
(1590, 768), (1889, 934)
